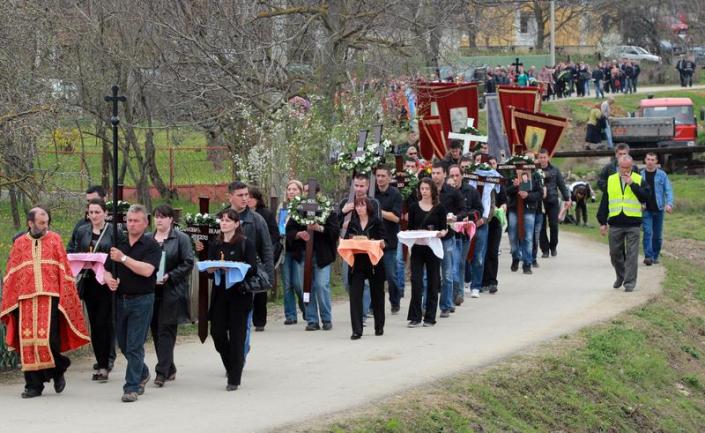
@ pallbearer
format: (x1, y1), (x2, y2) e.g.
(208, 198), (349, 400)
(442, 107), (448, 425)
(339, 197), (387, 339)
(373, 165), (403, 314)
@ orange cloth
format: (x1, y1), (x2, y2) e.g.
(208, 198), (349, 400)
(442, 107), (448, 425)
(1, 232), (90, 371)
(337, 239), (384, 267)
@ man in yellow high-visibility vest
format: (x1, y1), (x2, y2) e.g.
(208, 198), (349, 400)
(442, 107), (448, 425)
(596, 155), (649, 291)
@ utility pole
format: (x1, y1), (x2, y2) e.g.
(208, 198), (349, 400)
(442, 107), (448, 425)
(550, 0), (556, 66)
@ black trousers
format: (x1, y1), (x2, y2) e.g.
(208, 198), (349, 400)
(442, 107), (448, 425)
(24, 298), (71, 392)
(150, 297), (178, 378)
(407, 245), (440, 324)
(84, 279), (113, 370)
(349, 256), (386, 335)
(482, 218), (503, 287)
(540, 200), (561, 254)
(252, 292), (267, 328)
(575, 199), (588, 225)
(210, 286), (252, 386)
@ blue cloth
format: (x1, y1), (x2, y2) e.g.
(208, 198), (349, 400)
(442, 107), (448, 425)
(642, 209), (665, 261)
(197, 261), (251, 288)
(278, 208), (288, 236)
(115, 293), (154, 393)
(639, 168), (674, 211)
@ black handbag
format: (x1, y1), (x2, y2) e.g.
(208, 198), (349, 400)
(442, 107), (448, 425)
(239, 242), (272, 294)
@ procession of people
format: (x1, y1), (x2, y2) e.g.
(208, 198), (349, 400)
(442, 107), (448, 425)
(1, 131), (674, 402)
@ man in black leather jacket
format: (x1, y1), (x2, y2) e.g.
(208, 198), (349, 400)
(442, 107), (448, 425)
(537, 148), (571, 257)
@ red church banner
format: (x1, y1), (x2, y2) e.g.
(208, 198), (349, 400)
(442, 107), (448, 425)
(416, 82), (479, 157)
(510, 107), (570, 156)
(419, 116), (446, 161)
(497, 85), (542, 149)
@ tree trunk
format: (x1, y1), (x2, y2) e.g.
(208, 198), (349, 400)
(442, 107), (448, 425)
(138, 80), (174, 199)
(533, 1), (545, 50)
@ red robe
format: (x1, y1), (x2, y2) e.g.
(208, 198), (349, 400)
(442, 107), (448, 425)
(1, 232), (90, 371)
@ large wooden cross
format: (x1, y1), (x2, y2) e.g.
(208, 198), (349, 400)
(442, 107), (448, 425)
(367, 124), (384, 199)
(394, 144), (410, 261)
(513, 57), (524, 83)
(182, 196), (220, 343)
(497, 161), (535, 240)
(301, 178), (321, 304)
(448, 118), (488, 154)
(340, 129), (368, 239)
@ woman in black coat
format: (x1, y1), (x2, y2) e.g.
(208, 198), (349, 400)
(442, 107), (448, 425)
(67, 198), (119, 382)
(146, 204), (194, 387)
(207, 208), (257, 391)
(343, 197), (387, 339)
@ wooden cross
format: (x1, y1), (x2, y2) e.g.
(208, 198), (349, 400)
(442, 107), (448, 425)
(513, 57), (523, 83)
(340, 129), (368, 239)
(394, 144), (410, 261)
(448, 118), (488, 154)
(301, 178), (321, 304)
(497, 161), (535, 240)
(367, 124), (384, 199)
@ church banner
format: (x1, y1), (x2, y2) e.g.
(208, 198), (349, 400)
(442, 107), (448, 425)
(510, 107), (570, 156)
(497, 85), (542, 150)
(419, 116), (446, 161)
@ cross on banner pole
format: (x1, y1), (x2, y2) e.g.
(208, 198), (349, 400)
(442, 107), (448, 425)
(340, 130), (368, 239)
(513, 57), (524, 83)
(302, 179), (321, 304)
(104, 85), (126, 275)
(497, 162), (535, 240)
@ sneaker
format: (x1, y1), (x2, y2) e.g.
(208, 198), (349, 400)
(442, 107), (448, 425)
(284, 319), (297, 325)
(407, 321), (422, 328)
(522, 265), (533, 275)
(305, 323), (320, 331)
(121, 392), (138, 403)
(166, 371), (176, 381)
(137, 373), (151, 395)
(322, 322), (333, 331)
(511, 260), (519, 272)
(463, 282), (471, 294)
(643, 258), (653, 266)
(440, 310), (450, 318)
(92, 369), (109, 383)
(471, 289), (480, 298)
(422, 321), (435, 327)
(154, 374), (166, 387)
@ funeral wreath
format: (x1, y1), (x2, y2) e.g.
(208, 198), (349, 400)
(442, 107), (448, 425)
(184, 212), (220, 227)
(287, 194), (334, 226)
(336, 139), (392, 175)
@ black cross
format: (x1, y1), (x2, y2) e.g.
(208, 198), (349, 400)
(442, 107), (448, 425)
(104, 85), (126, 275)
(302, 178), (321, 303)
(513, 57), (524, 83)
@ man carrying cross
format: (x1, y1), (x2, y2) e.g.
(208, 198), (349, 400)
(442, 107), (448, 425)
(506, 166), (543, 274)
(286, 182), (339, 331)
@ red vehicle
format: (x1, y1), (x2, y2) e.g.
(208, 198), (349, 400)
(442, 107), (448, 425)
(638, 97), (697, 147)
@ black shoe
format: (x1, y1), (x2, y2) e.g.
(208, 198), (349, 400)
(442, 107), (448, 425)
(391, 306), (400, 315)
(541, 252), (549, 258)
(489, 285), (498, 294)
(624, 284), (635, 292)
(551, 249), (557, 257)
(453, 297), (463, 306)
(522, 265), (533, 275)
(375, 329), (384, 336)
(284, 319), (297, 325)
(137, 373), (150, 395)
(322, 322), (333, 331)
(613, 279), (623, 289)
(653, 259), (660, 264)
(93, 362), (99, 371)
(350, 334), (362, 340)
(92, 370), (109, 382)
(532, 260), (540, 268)
(305, 323), (320, 331)
(108, 359), (114, 372)
(254, 326), (265, 332)
(21, 388), (42, 399)
(643, 258), (653, 266)
(440, 310), (450, 318)
(449, 307), (456, 313)
(226, 384), (239, 391)
(154, 374), (166, 387)
(511, 260), (519, 272)
(54, 374), (66, 394)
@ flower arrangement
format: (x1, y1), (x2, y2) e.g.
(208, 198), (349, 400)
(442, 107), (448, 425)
(397, 169), (420, 200)
(459, 125), (480, 135)
(105, 200), (131, 213)
(336, 139), (392, 175)
(466, 162), (493, 173)
(287, 194), (334, 226)
(503, 155), (535, 165)
(184, 212), (220, 227)
(419, 160), (433, 177)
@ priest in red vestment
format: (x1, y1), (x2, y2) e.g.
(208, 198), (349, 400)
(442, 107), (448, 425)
(1, 207), (90, 398)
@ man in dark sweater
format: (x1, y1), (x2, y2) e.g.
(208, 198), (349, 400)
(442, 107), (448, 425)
(537, 148), (571, 257)
(597, 156), (649, 291)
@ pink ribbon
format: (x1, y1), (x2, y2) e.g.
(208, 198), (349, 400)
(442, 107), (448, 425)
(452, 221), (476, 240)
(67, 253), (108, 285)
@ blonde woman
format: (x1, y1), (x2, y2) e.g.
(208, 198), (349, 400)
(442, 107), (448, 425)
(278, 180), (306, 324)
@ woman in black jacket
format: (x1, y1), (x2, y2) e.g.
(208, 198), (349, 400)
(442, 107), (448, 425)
(146, 204), (194, 387)
(207, 208), (257, 391)
(66, 198), (118, 382)
(406, 178), (448, 327)
(343, 197), (387, 339)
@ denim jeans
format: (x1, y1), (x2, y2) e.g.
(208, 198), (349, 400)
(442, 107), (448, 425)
(342, 261), (370, 317)
(383, 248), (401, 307)
(453, 236), (470, 299)
(281, 253), (304, 321)
(470, 224), (489, 289)
(604, 120), (614, 148)
(594, 80), (604, 99)
(115, 293), (154, 393)
(439, 238), (455, 312)
(508, 211), (536, 266)
(307, 258), (333, 325)
(642, 209), (665, 261)
(395, 247), (405, 295)
(583, 80), (590, 96)
(532, 211), (544, 261)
